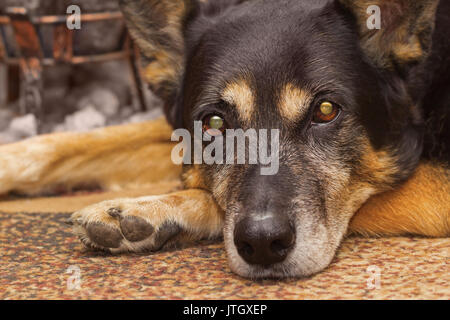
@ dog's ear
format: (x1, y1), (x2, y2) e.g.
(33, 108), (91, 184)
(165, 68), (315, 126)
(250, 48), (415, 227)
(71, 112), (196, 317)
(120, 0), (247, 126)
(119, 0), (197, 122)
(337, 0), (439, 72)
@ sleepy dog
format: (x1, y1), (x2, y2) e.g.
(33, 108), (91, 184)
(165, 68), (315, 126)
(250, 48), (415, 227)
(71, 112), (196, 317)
(0, 0), (448, 279)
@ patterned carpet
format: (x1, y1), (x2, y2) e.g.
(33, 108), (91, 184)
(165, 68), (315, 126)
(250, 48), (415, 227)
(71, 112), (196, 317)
(1, 210), (449, 300)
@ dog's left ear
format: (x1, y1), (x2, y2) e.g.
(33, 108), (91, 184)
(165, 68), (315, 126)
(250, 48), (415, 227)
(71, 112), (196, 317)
(337, 0), (440, 72)
(119, 0), (198, 125)
(120, 0), (247, 126)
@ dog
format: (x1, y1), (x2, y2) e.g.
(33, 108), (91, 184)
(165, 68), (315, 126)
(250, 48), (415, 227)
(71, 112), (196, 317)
(0, 0), (448, 279)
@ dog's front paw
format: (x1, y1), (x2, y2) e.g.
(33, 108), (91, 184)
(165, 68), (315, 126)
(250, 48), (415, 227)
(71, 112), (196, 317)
(69, 197), (183, 253)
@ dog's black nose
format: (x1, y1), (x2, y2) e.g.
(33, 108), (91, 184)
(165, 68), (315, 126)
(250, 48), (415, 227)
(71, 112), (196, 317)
(234, 212), (295, 266)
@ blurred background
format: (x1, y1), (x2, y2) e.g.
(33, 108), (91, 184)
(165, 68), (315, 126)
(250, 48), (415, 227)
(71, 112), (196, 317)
(0, 0), (163, 144)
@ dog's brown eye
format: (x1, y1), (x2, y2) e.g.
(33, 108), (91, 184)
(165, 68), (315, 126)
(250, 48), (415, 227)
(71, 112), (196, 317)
(203, 115), (226, 136)
(312, 101), (340, 124)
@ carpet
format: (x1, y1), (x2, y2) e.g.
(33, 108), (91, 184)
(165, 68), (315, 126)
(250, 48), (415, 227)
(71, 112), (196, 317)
(0, 189), (449, 300)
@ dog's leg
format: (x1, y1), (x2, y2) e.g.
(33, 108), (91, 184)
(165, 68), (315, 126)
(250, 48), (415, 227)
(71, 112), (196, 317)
(0, 118), (179, 195)
(69, 189), (224, 252)
(350, 162), (450, 237)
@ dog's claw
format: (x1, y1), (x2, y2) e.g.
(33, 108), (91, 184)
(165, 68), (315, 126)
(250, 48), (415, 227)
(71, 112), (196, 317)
(107, 207), (122, 218)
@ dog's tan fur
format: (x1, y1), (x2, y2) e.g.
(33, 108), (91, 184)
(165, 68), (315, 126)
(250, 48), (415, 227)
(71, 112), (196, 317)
(0, 118), (179, 195)
(279, 84), (313, 122)
(351, 162), (450, 237)
(0, 118), (448, 240)
(222, 78), (256, 123)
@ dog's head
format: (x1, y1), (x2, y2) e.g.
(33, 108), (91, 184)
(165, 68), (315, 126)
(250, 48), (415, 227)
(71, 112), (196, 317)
(120, 0), (439, 278)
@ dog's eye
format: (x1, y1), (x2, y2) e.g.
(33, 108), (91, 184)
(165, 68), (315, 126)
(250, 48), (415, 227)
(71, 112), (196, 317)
(312, 101), (340, 124)
(202, 115), (226, 136)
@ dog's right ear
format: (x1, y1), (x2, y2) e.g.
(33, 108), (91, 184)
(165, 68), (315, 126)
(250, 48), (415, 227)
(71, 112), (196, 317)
(119, 0), (199, 125)
(337, 0), (440, 73)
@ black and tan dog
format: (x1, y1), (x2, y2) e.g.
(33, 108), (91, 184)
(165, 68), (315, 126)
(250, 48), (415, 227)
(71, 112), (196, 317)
(0, 0), (449, 278)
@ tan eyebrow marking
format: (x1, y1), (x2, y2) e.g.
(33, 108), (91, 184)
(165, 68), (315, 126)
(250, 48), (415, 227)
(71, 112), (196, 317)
(279, 83), (313, 122)
(222, 79), (255, 123)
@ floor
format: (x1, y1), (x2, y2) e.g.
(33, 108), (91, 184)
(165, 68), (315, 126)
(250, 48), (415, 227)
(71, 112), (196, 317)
(0, 188), (449, 300)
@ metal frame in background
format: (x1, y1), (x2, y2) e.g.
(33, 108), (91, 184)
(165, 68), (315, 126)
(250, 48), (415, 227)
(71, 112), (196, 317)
(0, 7), (147, 132)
